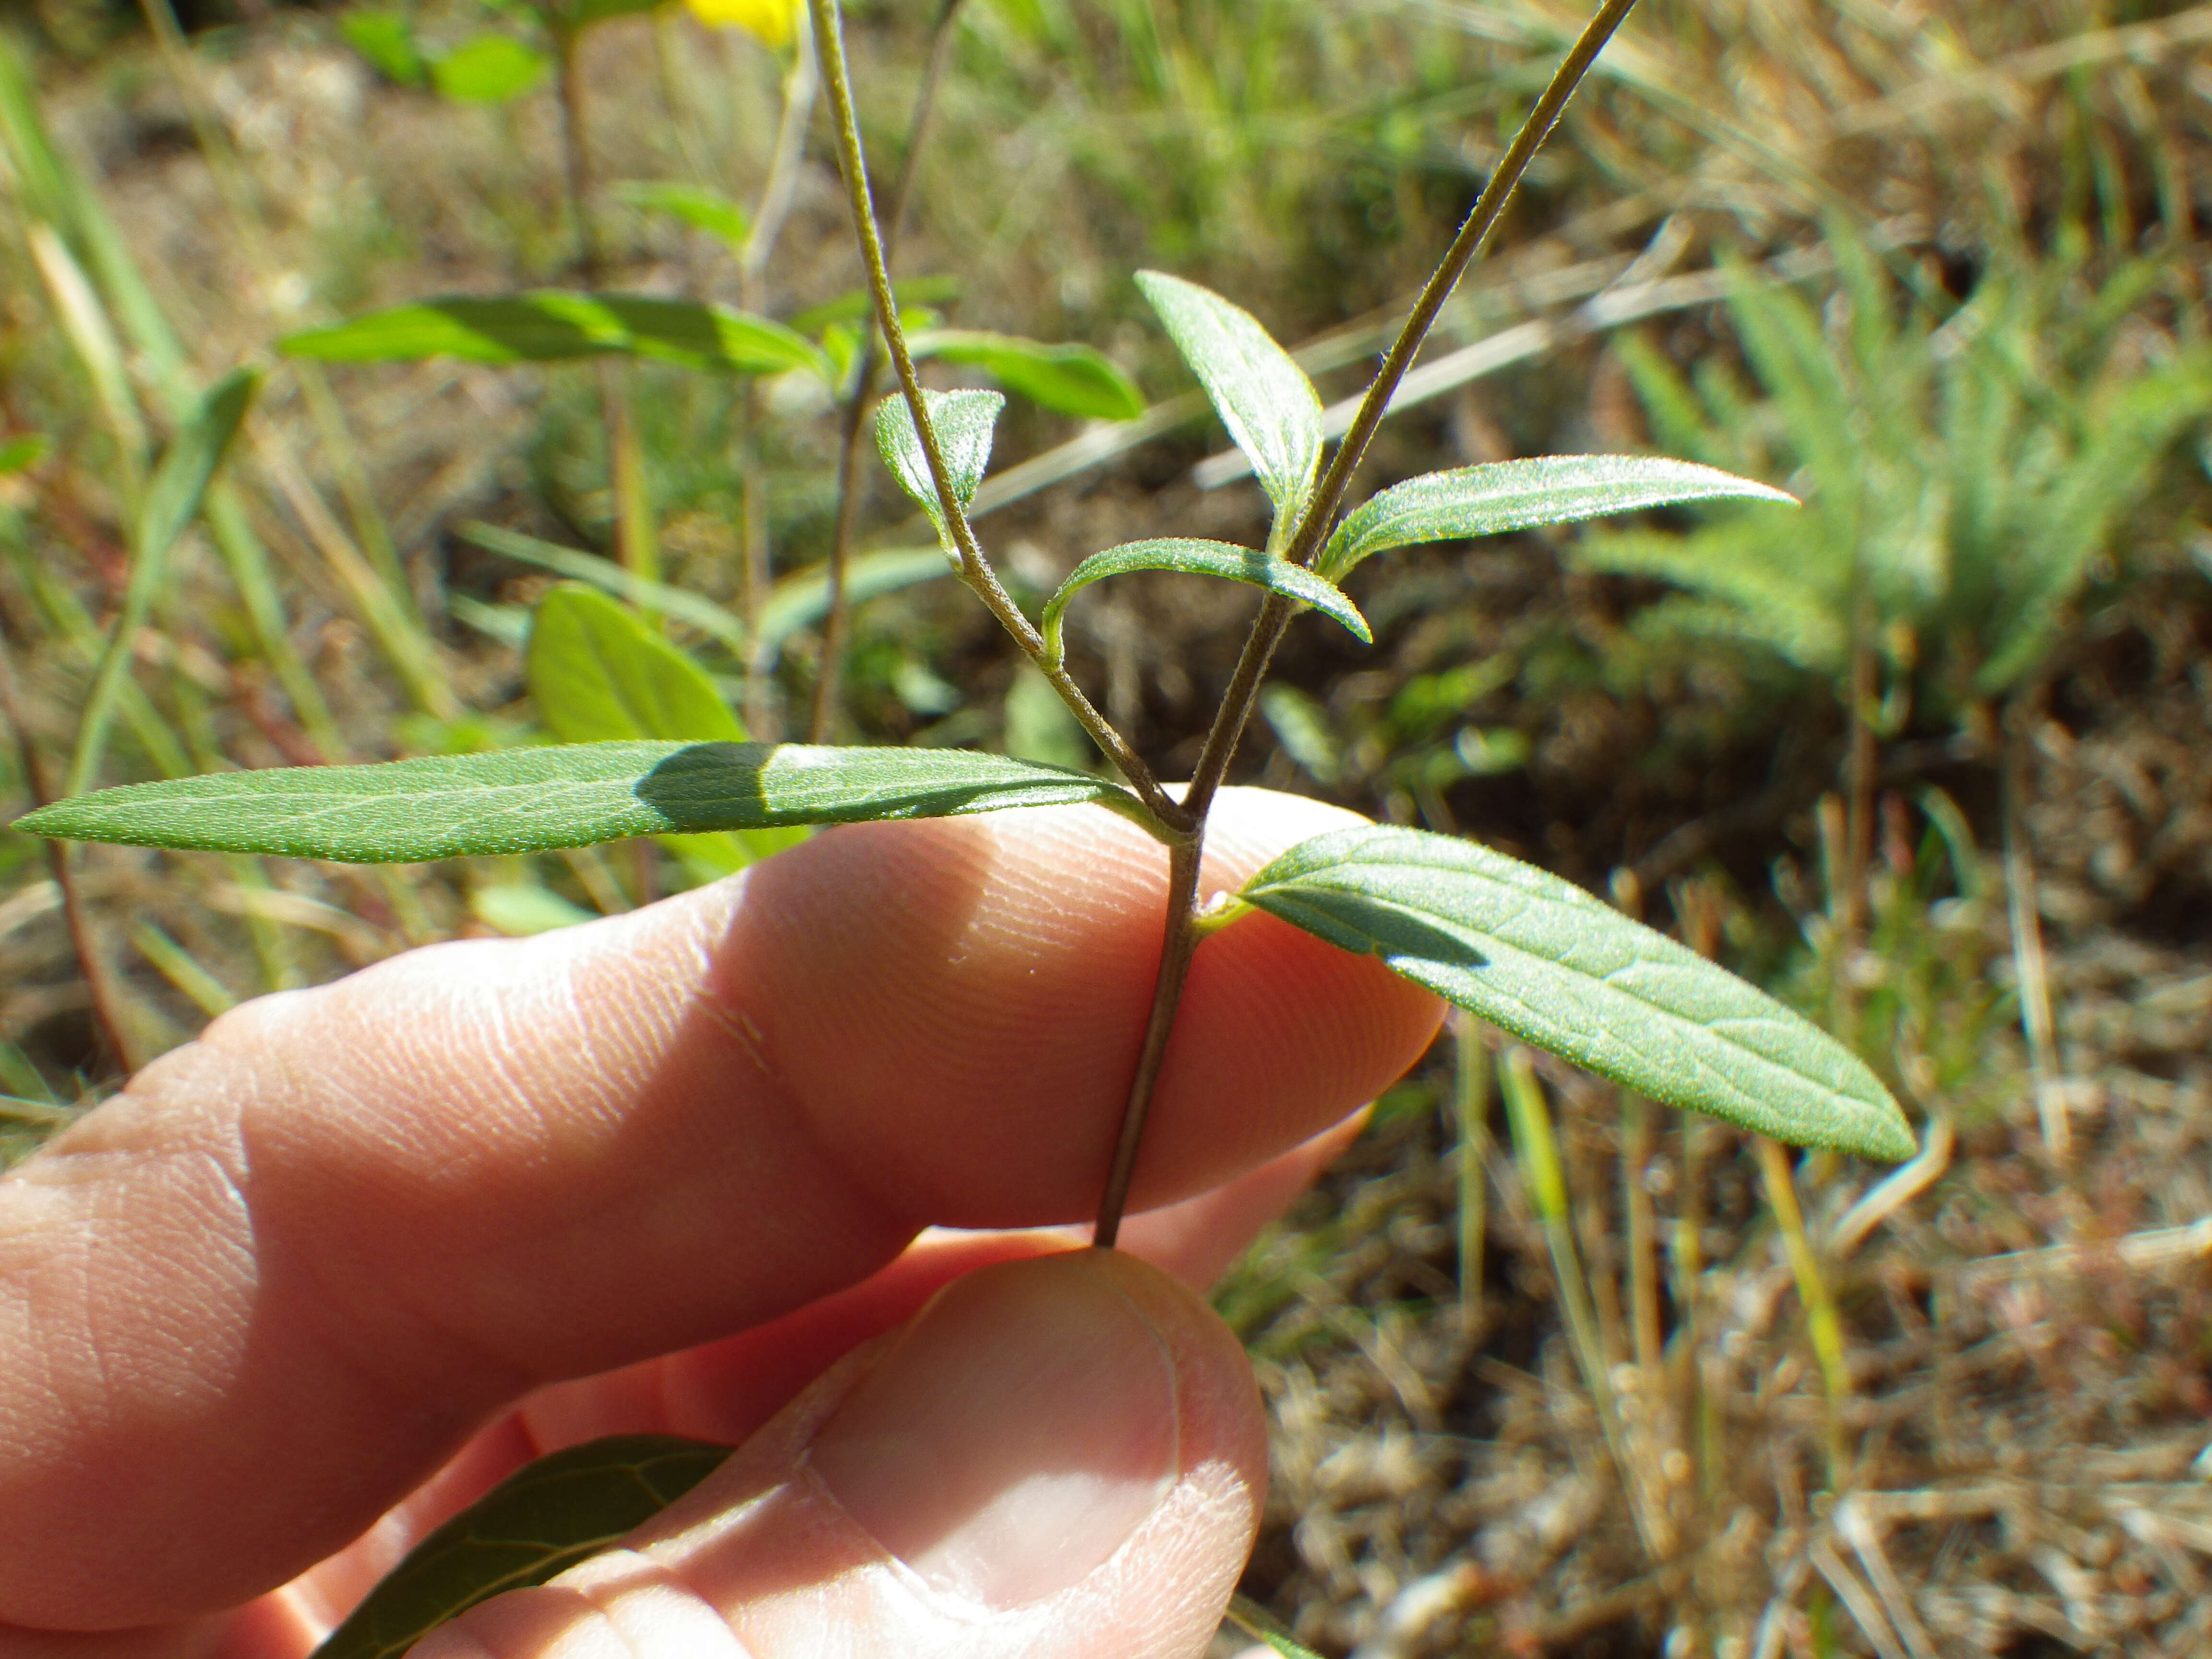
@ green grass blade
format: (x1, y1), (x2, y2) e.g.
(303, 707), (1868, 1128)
(1320, 455), (1796, 579)
(1134, 271), (1322, 532)
(66, 369), (261, 798)
(1040, 538), (1369, 667)
(460, 523), (749, 655)
(1239, 825), (1915, 1161)
(908, 329), (1145, 420)
(18, 743), (1144, 863)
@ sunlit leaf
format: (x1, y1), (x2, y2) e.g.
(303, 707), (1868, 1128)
(614, 181), (749, 251)
(1039, 539), (1368, 667)
(1134, 271), (1322, 529)
(0, 433), (48, 475)
(282, 294), (826, 379)
(1239, 825), (1916, 1161)
(470, 881), (595, 935)
(429, 35), (549, 104)
(526, 585), (800, 870)
(909, 329), (1144, 421)
(339, 11), (427, 86)
(874, 387), (1003, 556)
(16, 742), (1143, 862)
(313, 1435), (732, 1659)
(1320, 456), (1797, 579)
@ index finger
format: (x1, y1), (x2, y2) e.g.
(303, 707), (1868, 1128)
(0, 788), (1442, 1631)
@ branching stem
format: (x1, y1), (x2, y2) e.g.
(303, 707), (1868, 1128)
(812, 0), (1637, 1245)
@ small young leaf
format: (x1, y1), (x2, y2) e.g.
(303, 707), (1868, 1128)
(0, 433), (48, 475)
(526, 585), (797, 870)
(1320, 455), (1796, 579)
(1038, 539), (1369, 668)
(428, 34), (549, 104)
(313, 1435), (731, 1659)
(283, 294), (826, 380)
(339, 10), (428, 86)
(614, 181), (750, 251)
(1134, 271), (1323, 529)
(1238, 825), (1915, 1161)
(15, 742), (1142, 862)
(908, 329), (1145, 421)
(874, 388), (1004, 556)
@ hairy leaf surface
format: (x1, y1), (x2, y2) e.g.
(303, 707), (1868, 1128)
(17, 743), (1140, 862)
(314, 1435), (731, 1659)
(1240, 826), (1914, 1160)
(1040, 539), (1369, 666)
(1134, 271), (1322, 528)
(282, 294), (824, 379)
(1320, 456), (1795, 578)
(874, 387), (1003, 554)
(909, 329), (1144, 421)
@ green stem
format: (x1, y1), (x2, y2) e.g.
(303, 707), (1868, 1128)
(810, 0), (965, 743)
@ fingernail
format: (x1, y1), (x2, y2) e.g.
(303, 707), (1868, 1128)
(807, 1254), (1178, 1609)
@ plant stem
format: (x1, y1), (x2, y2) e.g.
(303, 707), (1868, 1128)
(1093, 0), (1642, 1242)
(807, 0), (1178, 829)
(553, 28), (601, 284)
(810, 0), (965, 743)
(0, 615), (136, 1075)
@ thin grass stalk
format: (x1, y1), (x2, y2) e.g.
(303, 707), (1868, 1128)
(1623, 1089), (1663, 1376)
(1755, 1135), (1851, 1484)
(1452, 1009), (1492, 1322)
(0, 615), (136, 1074)
(730, 25), (821, 736)
(1501, 1045), (1666, 1561)
(2001, 707), (2066, 1165)
(136, 0), (410, 602)
(811, 0), (966, 742)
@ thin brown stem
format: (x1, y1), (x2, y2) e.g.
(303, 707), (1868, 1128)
(1092, 839), (1204, 1247)
(553, 29), (601, 285)
(807, 0), (1180, 830)
(0, 617), (136, 1076)
(810, 0), (966, 743)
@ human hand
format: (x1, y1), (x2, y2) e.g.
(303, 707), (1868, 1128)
(0, 788), (1441, 1659)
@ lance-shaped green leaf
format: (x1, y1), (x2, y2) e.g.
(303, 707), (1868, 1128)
(874, 388), (1003, 558)
(314, 1435), (732, 1659)
(526, 585), (801, 873)
(1238, 826), (1915, 1161)
(1134, 271), (1322, 529)
(908, 329), (1145, 421)
(1039, 539), (1370, 668)
(1320, 455), (1797, 579)
(614, 181), (750, 252)
(282, 294), (826, 379)
(16, 742), (1143, 862)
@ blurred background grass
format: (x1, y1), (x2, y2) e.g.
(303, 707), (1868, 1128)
(8, 0), (2212, 1651)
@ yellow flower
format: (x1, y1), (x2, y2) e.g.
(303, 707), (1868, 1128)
(683, 0), (801, 48)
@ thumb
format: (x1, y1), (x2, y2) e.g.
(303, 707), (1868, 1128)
(412, 1250), (1269, 1659)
